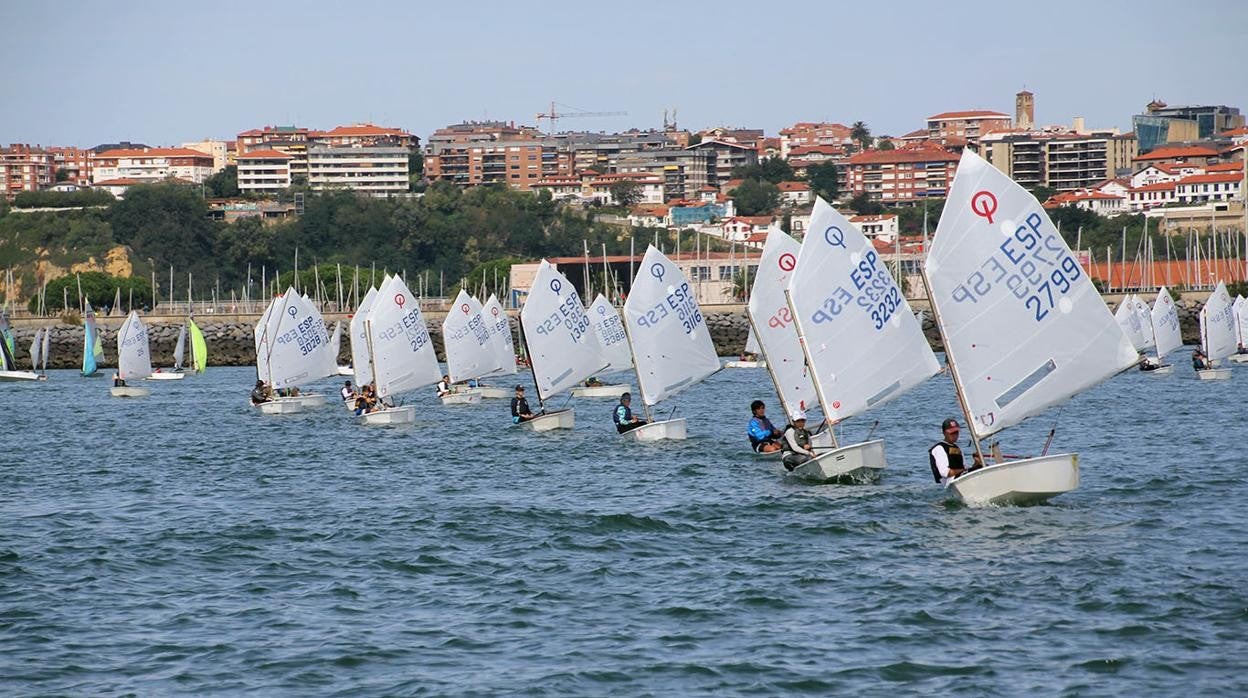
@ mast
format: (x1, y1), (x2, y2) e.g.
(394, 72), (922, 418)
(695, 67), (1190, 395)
(919, 266), (986, 464)
(618, 299), (652, 423)
(365, 317), (379, 393)
(783, 288), (839, 449)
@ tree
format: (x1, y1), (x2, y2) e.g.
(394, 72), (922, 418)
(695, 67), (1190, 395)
(848, 193), (885, 215)
(55, 168), (71, 182)
(608, 180), (643, 207)
(877, 139), (896, 151)
(1030, 185), (1057, 203)
(33, 271), (152, 313)
(731, 157), (794, 184)
(730, 179), (780, 216)
(805, 161), (840, 201)
(204, 165), (240, 198)
(850, 121), (872, 151)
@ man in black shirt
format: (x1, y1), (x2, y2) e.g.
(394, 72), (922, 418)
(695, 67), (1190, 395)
(929, 418), (985, 484)
(511, 385), (535, 424)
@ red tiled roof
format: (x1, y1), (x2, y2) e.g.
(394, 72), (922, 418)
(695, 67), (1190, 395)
(777, 181), (810, 192)
(786, 144), (844, 156)
(847, 147), (959, 165)
(236, 149), (293, 160)
(1133, 145), (1219, 161)
(630, 204), (669, 216)
(93, 177), (142, 186)
(1132, 181), (1177, 192)
(899, 128), (930, 139)
(95, 147), (214, 159)
(1176, 172), (1242, 185)
(320, 123), (409, 137)
(849, 214), (898, 223)
(927, 110), (1010, 121)
(1221, 127), (1248, 137)
(1205, 161), (1246, 172)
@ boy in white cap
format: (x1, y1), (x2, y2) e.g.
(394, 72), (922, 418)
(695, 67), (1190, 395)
(781, 409), (816, 471)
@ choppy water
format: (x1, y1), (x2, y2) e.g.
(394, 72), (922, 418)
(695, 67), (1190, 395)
(3, 356), (1247, 696)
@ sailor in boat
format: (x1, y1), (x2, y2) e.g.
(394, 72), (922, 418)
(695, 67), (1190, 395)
(747, 400), (784, 453)
(250, 380), (272, 405)
(113, 372), (127, 388)
(354, 383), (379, 415)
(1192, 349), (1211, 371)
(612, 392), (647, 434)
(436, 375), (455, 398)
(339, 380), (356, 402)
(585, 376), (604, 387)
(511, 385), (535, 424)
(739, 351), (759, 363)
(928, 418), (984, 485)
(781, 410), (816, 471)
(1137, 354), (1162, 372)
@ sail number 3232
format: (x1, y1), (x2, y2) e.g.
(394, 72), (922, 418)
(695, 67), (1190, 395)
(951, 212), (1082, 322)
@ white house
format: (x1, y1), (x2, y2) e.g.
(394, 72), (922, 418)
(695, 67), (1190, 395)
(849, 214), (900, 243)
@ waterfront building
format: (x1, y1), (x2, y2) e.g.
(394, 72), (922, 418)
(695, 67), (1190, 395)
(1, 144), (56, 199)
(981, 127), (1137, 191)
(181, 139), (230, 173)
(686, 139), (759, 188)
(91, 147), (215, 185)
(925, 110), (1012, 146)
(777, 181), (812, 206)
(778, 122), (852, 158)
(236, 149), (294, 193)
(1132, 100), (1244, 153)
(306, 145), (408, 196)
(46, 146), (94, 186)
(843, 145), (960, 203)
(848, 213), (900, 243)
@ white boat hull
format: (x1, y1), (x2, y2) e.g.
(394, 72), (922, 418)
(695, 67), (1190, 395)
(1228, 353), (1248, 364)
(624, 418), (687, 442)
(571, 383), (632, 398)
(1142, 364), (1173, 376)
(519, 408), (575, 432)
(280, 393), (327, 408)
(146, 372), (185, 381)
(723, 360), (766, 369)
(788, 439), (885, 483)
(359, 405), (416, 424)
(0, 370), (43, 382)
(1196, 368), (1232, 380)
(948, 453), (1079, 506)
(463, 386), (510, 399)
(110, 386), (150, 398)
(255, 399), (302, 414)
(441, 392), (483, 405)
(337, 365), (355, 376)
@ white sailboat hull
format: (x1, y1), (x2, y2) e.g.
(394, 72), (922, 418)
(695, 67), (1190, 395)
(359, 405), (416, 425)
(519, 408), (574, 432)
(110, 386), (150, 398)
(788, 439), (885, 483)
(0, 370), (43, 382)
(948, 453), (1079, 506)
(570, 384), (631, 398)
(337, 365), (355, 376)
(146, 372), (185, 381)
(1196, 368), (1232, 380)
(281, 393), (327, 408)
(440, 392), (483, 405)
(1228, 354), (1248, 364)
(723, 360), (766, 369)
(625, 418), (687, 442)
(463, 386), (510, 399)
(255, 399), (302, 415)
(1142, 364), (1173, 376)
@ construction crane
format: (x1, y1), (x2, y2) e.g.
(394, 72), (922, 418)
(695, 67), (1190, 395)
(535, 101), (627, 132)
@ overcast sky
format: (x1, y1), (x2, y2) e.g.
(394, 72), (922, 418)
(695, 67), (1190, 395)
(4, 0), (1245, 147)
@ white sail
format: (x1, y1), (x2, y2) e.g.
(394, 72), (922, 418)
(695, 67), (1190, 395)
(41, 324), (50, 372)
(1199, 282), (1236, 361)
(262, 287), (336, 389)
(744, 326), (761, 355)
(746, 229), (818, 414)
(926, 149), (1137, 440)
(789, 198), (939, 422)
(587, 294), (634, 374)
(520, 260), (607, 402)
(254, 296), (279, 382)
(30, 328), (43, 370)
(172, 324), (187, 370)
(1151, 287), (1182, 360)
(443, 290), (497, 383)
(1114, 295), (1151, 352)
(623, 245), (720, 406)
(1132, 295), (1156, 351)
(1233, 295), (1248, 348)
(351, 285), (380, 386)
(366, 275), (440, 399)
(482, 294), (518, 378)
(329, 320), (343, 360)
(117, 310), (153, 381)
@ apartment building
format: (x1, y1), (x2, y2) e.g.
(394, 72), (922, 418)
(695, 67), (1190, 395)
(236, 125), (311, 181)
(926, 110), (1012, 146)
(1132, 100), (1245, 153)
(613, 149), (712, 201)
(778, 122), (852, 158)
(181, 139), (230, 172)
(1, 144), (56, 199)
(47, 146), (94, 186)
(686, 139), (758, 188)
(306, 146), (408, 196)
(91, 147), (215, 184)
(981, 129), (1138, 191)
(236, 149), (293, 193)
(843, 146), (960, 203)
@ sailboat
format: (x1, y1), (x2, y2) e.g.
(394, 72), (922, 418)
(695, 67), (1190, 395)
(111, 310), (152, 397)
(349, 283), (381, 408)
(358, 274), (442, 424)
(29, 328), (49, 381)
(81, 304), (104, 377)
(786, 198), (940, 481)
(1114, 295), (1152, 355)
(468, 293), (517, 399)
(724, 328), (766, 368)
(1144, 288), (1180, 375)
(745, 229), (831, 459)
(572, 293), (633, 398)
(188, 318), (207, 373)
(0, 314), (42, 381)
(922, 149), (1137, 505)
(620, 245), (721, 441)
(148, 322), (187, 380)
(1229, 295), (1248, 364)
(253, 287), (337, 412)
(1196, 282), (1235, 380)
(331, 320), (353, 376)
(517, 260), (607, 431)
(439, 290), (499, 405)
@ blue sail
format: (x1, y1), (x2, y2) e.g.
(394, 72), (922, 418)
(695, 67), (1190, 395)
(82, 309), (98, 376)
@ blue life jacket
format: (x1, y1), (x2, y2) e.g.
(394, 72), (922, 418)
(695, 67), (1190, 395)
(747, 416), (777, 445)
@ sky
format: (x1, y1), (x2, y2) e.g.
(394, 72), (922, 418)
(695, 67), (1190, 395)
(3, 0), (1246, 147)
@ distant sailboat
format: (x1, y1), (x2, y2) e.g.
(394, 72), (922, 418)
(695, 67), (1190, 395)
(189, 318), (207, 373)
(330, 320), (352, 376)
(0, 313), (41, 381)
(572, 294), (633, 398)
(1147, 287), (1182, 375)
(517, 260), (607, 431)
(350, 283), (382, 394)
(922, 149), (1137, 505)
(724, 328), (766, 368)
(359, 274), (442, 424)
(471, 293), (518, 398)
(149, 322), (187, 380)
(1229, 294), (1248, 364)
(620, 246), (720, 441)
(1115, 294), (1152, 353)
(1196, 282), (1235, 380)
(253, 287), (337, 413)
(81, 304), (104, 377)
(439, 290), (496, 405)
(112, 310), (152, 397)
(787, 197), (940, 482)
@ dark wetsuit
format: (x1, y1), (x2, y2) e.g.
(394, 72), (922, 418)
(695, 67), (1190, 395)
(511, 396), (533, 423)
(613, 403), (646, 434)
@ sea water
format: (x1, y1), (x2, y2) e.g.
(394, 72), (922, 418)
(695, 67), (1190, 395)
(2, 357), (1246, 695)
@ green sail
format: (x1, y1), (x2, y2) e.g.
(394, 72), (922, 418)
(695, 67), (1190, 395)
(189, 319), (208, 373)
